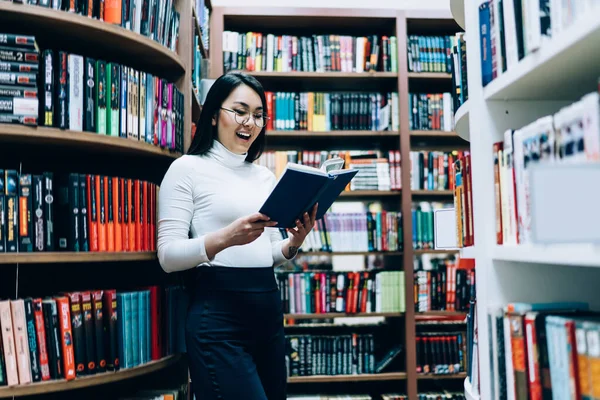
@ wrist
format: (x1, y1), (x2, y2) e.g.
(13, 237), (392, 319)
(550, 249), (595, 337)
(205, 229), (229, 259)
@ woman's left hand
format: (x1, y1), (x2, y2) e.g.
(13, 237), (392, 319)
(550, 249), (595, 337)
(287, 203), (318, 248)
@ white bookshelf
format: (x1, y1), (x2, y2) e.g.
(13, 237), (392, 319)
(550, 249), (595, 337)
(460, 1), (600, 399)
(464, 378), (480, 400)
(450, 0), (466, 30)
(454, 99), (470, 141)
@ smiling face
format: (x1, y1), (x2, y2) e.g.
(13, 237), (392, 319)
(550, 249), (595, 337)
(213, 84), (264, 155)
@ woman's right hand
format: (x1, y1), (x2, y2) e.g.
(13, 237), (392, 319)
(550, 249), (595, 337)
(223, 213), (278, 247)
(205, 213), (278, 259)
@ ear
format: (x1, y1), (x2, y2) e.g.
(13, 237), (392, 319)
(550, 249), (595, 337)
(212, 115), (217, 126)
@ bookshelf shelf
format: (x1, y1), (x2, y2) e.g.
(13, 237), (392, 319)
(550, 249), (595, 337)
(232, 71), (398, 79)
(284, 312), (403, 320)
(0, 124), (180, 160)
(413, 249), (459, 255)
(454, 100), (470, 141)
(288, 372), (407, 383)
(482, 12), (600, 101)
(0, 2), (185, 81)
(339, 190), (401, 197)
(407, 72), (452, 80)
(410, 130), (460, 138)
(492, 244), (600, 268)
(415, 311), (467, 318)
(0, 355), (181, 398)
(464, 378), (480, 400)
(266, 130), (399, 137)
(417, 373), (467, 380)
(299, 251), (403, 256)
(411, 190), (454, 196)
(0, 252), (157, 265)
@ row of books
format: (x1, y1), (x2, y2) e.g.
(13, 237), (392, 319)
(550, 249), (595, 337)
(192, 31), (210, 106)
(451, 33), (468, 111)
(478, 0), (598, 86)
(0, 170), (157, 253)
(409, 150), (466, 192)
(0, 35), (40, 126)
(407, 35), (455, 74)
(279, 211), (402, 254)
(416, 332), (466, 375)
(286, 334), (379, 377)
(492, 90), (600, 245)
(118, 384), (187, 400)
(0, 286), (186, 387)
(288, 394), (466, 400)
(222, 32), (398, 74)
(487, 301), (600, 400)
(194, 0), (210, 52)
(414, 256), (475, 313)
(412, 202), (452, 250)
(257, 150), (401, 192)
(264, 91), (399, 132)
(408, 92), (454, 132)
(453, 153), (474, 248)
(276, 270), (405, 315)
(4, 0), (180, 51)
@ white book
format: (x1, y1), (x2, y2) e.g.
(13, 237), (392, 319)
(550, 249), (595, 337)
(503, 129), (518, 244)
(0, 300), (18, 386)
(502, 0), (520, 69)
(68, 54), (83, 132)
(11, 299), (31, 385)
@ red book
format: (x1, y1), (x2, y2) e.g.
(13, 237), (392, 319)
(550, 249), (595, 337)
(87, 175), (98, 252)
(128, 179), (135, 251)
(135, 180), (142, 251)
(113, 177), (122, 252)
(55, 297), (76, 380)
(97, 176), (106, 252)
(149, 286), (162, 360)
(122, 178), (129, 252)
(32, 298), (51, 381)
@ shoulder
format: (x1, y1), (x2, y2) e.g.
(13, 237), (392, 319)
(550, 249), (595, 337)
(160, 155), (203, 189)
(247, 162), (277, 185)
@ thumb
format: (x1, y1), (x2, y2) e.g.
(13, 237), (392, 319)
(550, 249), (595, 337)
(247, 212), (270, 222)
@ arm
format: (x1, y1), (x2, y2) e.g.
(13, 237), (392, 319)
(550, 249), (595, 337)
(157, 164), (225, 273)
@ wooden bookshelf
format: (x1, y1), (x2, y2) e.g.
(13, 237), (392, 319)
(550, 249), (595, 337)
(417, 373), (467, 380)
(0, 355), (181, 398)
(407, 72), (452, 80)
(230, 71), (398, 79)
(411, 190), (454, 196)
(285, 312), (403, 320)
(340, 190), (401, 197)
(416, 311), (467, 318)
(0, 2), (185, 81)
(0, 124), (180, 160)
(410, 130), (460, 138)
(298, 251), (403, 256)
(0, 252), (157, 265)
(267, 130), (400, 137)
(288, 372), (407, 383)
(413, 249), (459, 255)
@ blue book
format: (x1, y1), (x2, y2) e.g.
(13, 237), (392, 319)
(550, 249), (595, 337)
(259, 159), (358, 229)
(479, 1), (493, 87)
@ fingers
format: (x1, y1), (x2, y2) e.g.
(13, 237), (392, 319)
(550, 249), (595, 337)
(311, 202), (318, 222)
(250, 220), (278, 230)
(246, 212), (271, 223)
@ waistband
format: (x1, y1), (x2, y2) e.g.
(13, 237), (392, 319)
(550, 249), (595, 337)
(193, 266), (278, 292)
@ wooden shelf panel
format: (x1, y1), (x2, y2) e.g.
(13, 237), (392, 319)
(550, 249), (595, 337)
(0, 355), (180, 398)
(267, 130), (399, 137)
(0, 2), (185, 81)
(408, 72), (452, 79)
(288, 372), (406, 383)
(417, 373), (467, 380)
(0, 124), (180, 160)
(0, 252), (157, 265)
(231, 71), (398, 79)
(411, 190), (454, 196)
(410, 130), (460, 138)
(413, 249), (459, 255)
(340, 190), (401, 197)
(285, 312), (403, 320)
(298, 251), (403, 256)
(416, 311), (467, 317)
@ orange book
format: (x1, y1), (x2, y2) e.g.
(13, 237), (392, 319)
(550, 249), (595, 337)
(103, 0), (122, 24)
(136, 180), (143, 252)
(112, 177), (122, 252)
(55, 297), (76, 380)
(97, 176), (106, 252)
(32, 299), (51, 381)
(87, 175), (98, 252)
(106, 176), (114, 252)
(122, 179), (130, 252)
(128, 179), (135, 252)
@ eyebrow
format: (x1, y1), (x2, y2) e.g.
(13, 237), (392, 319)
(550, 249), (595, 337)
(233, 101), (263, 110)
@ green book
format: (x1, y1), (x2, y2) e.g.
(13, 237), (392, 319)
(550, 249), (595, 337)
(95, 60), (107, 135)
(106, 63), (120, 137)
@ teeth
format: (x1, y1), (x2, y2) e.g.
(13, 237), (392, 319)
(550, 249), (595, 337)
(237, 131), (251, 138)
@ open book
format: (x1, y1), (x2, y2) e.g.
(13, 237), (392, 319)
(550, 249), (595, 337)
(259, 158), (358, 229)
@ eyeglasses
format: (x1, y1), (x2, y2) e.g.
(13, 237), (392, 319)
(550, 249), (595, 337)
(221, 107), (269, 128)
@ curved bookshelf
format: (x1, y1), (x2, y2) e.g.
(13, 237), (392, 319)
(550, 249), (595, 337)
(234, 71), (398, 79)
(0, 252), (157, 265)
(0, 355), (180, 398)
(288, 372), (406, 383)
(0, 124), (180, 160)
(450, 0), (466, 30)
(285, 312), (403, 320)
(0, 2), (185, 81)
(492, 244), (600, 268)
(483, 12), (600, 101)
(454, 100), (470, 141)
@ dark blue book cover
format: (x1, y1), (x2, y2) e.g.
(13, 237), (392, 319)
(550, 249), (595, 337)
(479, 1), (493, 87)
(259, 164), (357, 229)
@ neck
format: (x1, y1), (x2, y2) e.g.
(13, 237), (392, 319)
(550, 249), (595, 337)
(207, 140), (247, 168)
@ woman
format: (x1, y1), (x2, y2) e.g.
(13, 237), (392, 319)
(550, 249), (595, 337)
(157, 72), (317, 400)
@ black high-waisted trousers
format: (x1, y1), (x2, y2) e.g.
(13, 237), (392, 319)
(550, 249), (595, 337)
(185, 266), (287, 400)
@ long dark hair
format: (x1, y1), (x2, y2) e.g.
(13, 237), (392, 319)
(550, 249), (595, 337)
(187, 72), (267, 162)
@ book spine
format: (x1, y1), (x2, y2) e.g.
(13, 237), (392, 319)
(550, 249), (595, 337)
(95, 60), (107, 134)
(66, 292), (86, 376)
(79, 174), (89, 252)
(0, 300), (18, 386)
(80, 291), (96, 374)
(43, 172), (54, 251)
(23, 298), (41, 382)
(0, 169), (4, 252)
(55, 297), (76, 380)
(18, 174), (33, 252)
(32, 299), (51, 381)
(103, 290), (119, 370)
(55, 51), (68, 129)
(84, 57), (96, 133)
(33, 175), (44, 251)
(68, 54), (84, 131)
(11, 299), (32, 384)
(5, 170), (17, 252)
(92, 291), (106, 372)
(108, 63), (120, 137)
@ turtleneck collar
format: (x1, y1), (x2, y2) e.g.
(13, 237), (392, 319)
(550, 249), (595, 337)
(206, 139), (248, 168)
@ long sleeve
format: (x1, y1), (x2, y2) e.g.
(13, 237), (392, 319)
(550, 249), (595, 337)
(157, 163), (212, 273)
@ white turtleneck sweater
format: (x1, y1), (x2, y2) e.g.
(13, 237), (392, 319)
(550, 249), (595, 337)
(157, 140), (291, 273)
